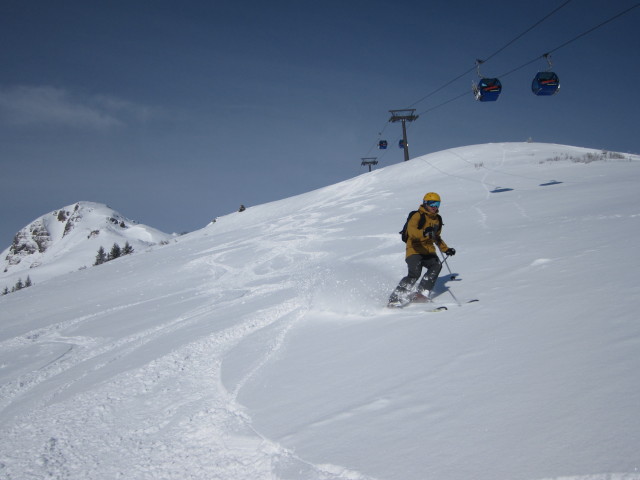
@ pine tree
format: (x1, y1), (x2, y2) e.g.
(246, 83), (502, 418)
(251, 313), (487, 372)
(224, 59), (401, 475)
(25, 276), (32, 287)
(95, 246), (107, 266)
(14, 278), (24, 291)
(122, 241), (134, 255)
(1, 286), (9, 295)
(108, 243), (122, 260)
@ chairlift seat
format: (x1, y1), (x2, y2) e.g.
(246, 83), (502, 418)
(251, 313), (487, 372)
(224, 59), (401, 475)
(378, 140), (388, 149)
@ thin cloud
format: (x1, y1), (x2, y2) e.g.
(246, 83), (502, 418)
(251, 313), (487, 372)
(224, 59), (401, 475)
(0, 85), (156, 129)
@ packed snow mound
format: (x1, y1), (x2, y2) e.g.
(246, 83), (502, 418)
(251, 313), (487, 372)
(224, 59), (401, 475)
(1, 143), (640, 480)
(1, 201), (172, 288)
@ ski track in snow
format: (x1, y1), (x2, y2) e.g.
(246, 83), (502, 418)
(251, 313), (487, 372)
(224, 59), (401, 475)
(1, 310), (373, 479)
(0, 203), (378, 480)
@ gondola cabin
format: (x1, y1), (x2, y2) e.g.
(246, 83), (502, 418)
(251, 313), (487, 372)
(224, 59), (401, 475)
(378, 140), (388, 149)
(473, 78), (502, 102)
(532, 71), (560, 96)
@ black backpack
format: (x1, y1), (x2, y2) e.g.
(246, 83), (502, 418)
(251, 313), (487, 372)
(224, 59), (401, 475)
(399, 211), (442, 243)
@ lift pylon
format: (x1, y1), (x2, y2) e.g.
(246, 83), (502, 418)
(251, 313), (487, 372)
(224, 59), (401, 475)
(389, 109), (418, 161)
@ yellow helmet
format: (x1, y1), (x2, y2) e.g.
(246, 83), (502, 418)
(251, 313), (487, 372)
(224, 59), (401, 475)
(423, 192), (441, 203)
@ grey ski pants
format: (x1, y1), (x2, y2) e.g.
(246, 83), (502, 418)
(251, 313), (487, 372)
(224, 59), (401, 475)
(398, 254), (442, 293)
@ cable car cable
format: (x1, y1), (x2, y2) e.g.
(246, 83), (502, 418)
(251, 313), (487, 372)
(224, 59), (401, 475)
(364, 0), (575, 157)
(482, 0), (573, 64)
(498, 3), (640, 79)
(546, 2), (640, 56)
(406, 0), (573, 109)
(362, 2), (639, 161)
(416, 2), (640, 116)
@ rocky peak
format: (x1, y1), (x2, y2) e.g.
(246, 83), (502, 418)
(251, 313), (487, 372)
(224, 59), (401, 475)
(7, 220), (51, 265)
(1, 201), (171, 282)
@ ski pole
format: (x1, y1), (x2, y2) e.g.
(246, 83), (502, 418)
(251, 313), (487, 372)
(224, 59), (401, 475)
(439, 254), (461, 305)
(440, 254), (456, 280)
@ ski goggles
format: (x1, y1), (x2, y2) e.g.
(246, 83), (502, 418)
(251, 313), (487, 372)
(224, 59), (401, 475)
(424, 200), (440, 208)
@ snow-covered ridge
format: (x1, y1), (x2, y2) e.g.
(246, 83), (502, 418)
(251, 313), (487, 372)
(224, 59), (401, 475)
(1, 143), (639, 480)
(1, 201), (172, 289)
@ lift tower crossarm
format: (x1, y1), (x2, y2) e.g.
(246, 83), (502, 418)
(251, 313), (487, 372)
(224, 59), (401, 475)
(361, 157), (378, 172)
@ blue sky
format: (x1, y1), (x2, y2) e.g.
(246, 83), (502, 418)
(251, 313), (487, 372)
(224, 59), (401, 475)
(1, 0), (639, 247)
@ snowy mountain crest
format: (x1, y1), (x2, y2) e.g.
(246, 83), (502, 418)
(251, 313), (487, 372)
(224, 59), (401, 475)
(1, 201), (172, 285)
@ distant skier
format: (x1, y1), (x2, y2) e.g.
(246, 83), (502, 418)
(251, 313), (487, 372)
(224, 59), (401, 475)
(388, 192), (456, 307)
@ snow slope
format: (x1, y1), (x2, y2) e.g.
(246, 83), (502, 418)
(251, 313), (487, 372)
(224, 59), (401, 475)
(1, 143), (639, 480)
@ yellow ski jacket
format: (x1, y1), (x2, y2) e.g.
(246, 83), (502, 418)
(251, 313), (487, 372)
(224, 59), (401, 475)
(405, 206), (450, 258)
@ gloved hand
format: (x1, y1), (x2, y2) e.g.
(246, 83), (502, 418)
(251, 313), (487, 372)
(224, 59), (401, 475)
(423, 227), (436, 239)
(445, 248), (456, 256)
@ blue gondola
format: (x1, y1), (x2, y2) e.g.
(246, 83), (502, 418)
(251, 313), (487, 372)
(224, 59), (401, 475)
(532, 71), (560, 96)
(473, 77), (502, 102)
(378, 140), (388, 149)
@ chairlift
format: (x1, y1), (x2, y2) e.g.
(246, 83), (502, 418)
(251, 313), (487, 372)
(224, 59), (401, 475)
(472, 59), (502, 102)
(399, 139), (405, 149)
(532, 55), (560, 96)
(378, 140), (388, 149)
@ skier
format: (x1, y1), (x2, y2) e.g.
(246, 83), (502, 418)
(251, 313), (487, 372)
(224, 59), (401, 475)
(388, 192), (456, 307)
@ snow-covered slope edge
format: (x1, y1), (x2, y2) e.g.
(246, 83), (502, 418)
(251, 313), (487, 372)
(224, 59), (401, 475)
(1, 201), (173, 290)
(0, 143), (639, 480)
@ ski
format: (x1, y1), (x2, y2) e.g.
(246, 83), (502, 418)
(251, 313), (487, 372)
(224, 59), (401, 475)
(388, 298), (479, 311)
(428, 306), (448, 312)
(429, 299), (479, 311)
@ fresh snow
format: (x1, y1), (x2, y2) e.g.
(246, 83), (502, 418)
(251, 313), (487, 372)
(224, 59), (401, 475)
(1, 143), (639, 480)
